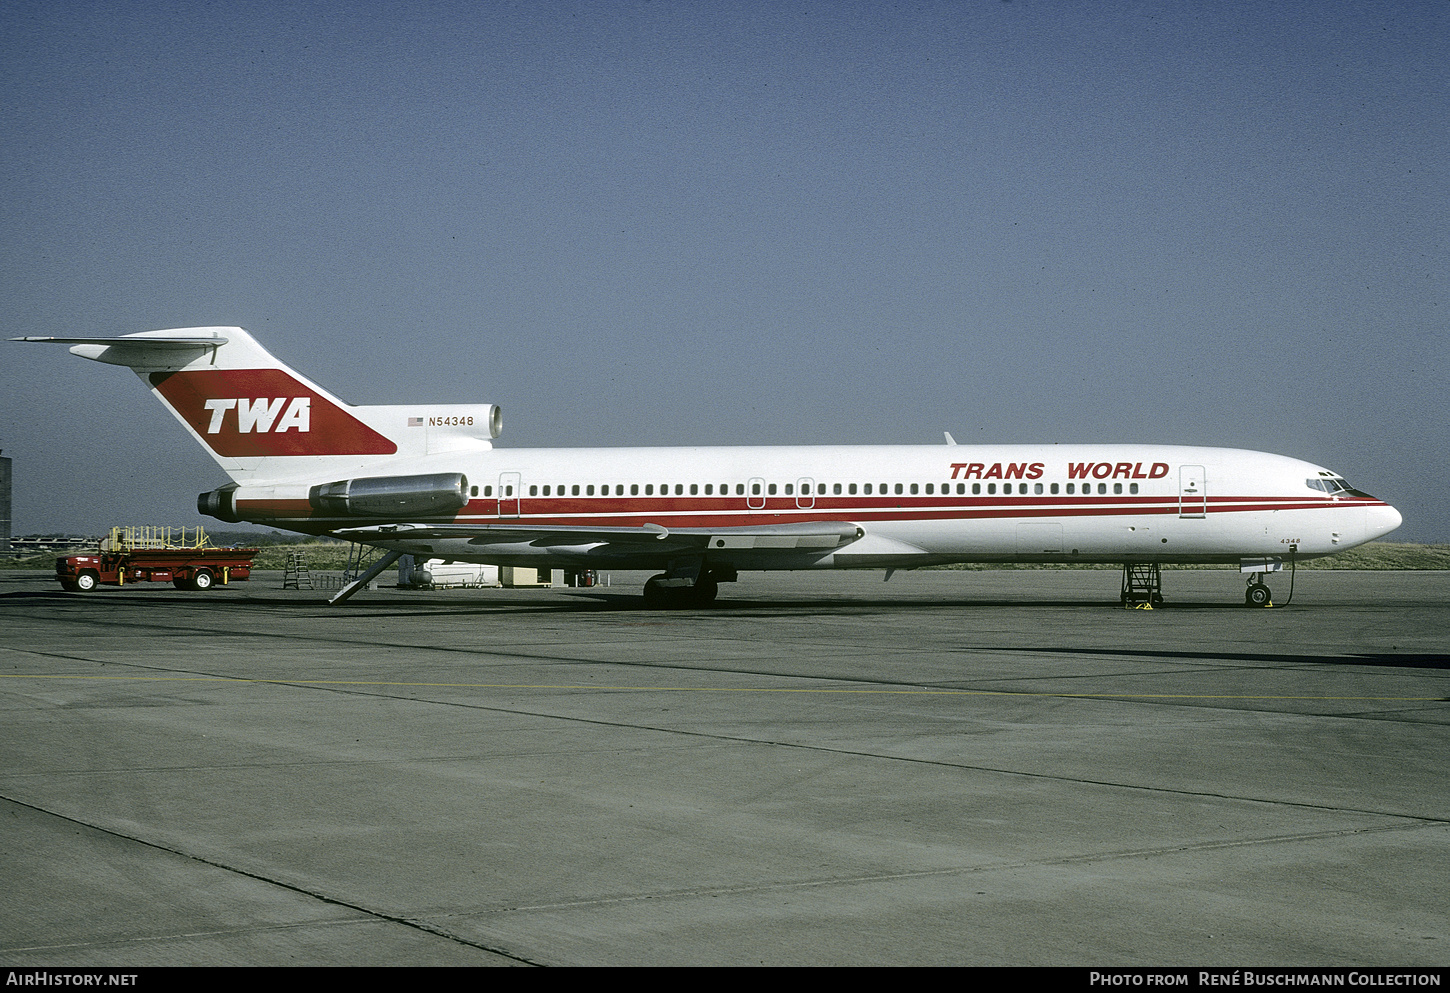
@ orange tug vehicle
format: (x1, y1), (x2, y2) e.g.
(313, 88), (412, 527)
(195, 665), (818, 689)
(56, 526), (259, 592)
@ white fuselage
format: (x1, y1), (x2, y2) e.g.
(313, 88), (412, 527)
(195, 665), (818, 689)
(230, 443), (1402, 571)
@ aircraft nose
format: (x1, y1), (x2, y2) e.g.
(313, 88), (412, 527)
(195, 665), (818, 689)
(1366, 503), (1403, 540)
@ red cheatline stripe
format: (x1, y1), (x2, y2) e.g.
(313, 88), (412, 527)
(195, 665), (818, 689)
(234, 496), (1386, 528)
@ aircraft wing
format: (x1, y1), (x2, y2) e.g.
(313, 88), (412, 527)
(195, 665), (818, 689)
(335, 520), (863, 552)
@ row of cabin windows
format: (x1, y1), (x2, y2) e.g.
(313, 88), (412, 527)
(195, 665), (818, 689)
(472, 481), (1143, 498)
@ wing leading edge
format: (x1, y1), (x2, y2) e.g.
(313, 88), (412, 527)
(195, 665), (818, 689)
(336, 520), (864, 552)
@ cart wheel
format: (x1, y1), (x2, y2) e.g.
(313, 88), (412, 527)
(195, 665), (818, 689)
(192, 569), (214, 591)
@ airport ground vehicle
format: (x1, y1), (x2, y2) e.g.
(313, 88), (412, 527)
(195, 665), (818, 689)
(55, 526), (257, 592)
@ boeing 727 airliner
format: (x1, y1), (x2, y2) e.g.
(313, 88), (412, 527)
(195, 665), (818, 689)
(18, 327), (1403, 606)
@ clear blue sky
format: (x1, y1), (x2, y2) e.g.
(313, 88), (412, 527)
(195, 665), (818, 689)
(3, 1), (1446, 540)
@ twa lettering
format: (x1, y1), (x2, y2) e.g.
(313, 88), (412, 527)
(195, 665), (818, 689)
(950, 462), (1045, 480)
(203, 397), (311, 434)
(1067, 462), (1170, 480)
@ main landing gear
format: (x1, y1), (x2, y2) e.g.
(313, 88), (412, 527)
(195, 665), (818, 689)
(641, 565), (735, 609)
(1245, 575), (1273, 608)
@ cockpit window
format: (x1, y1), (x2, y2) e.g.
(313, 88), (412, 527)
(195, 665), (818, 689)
(1307, 476), (1373, 498)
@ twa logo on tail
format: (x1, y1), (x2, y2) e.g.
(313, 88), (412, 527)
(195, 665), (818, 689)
(150, 369), (397, 457)
(204, 397), (311, 434)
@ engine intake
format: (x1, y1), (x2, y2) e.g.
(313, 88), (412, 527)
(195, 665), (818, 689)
(309, 472), (469, 518)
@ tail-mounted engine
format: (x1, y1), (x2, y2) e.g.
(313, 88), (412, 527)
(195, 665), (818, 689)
(197, 483), (241, 522)
(307, 472), (470, 518)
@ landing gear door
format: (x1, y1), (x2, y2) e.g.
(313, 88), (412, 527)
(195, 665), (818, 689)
(498, 472), (521, 518)
(1179, 465), (1206, 518)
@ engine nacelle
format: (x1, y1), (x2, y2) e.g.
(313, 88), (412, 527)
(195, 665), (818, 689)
(308, 472), (469, 518)
(198, 483), (241, 523)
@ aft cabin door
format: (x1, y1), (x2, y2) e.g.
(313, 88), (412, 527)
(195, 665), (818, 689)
(498, 472), (521, 518)
(1179, 465), (1206, 518)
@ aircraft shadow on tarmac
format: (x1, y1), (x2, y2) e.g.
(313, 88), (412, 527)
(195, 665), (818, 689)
(5, 590), (1447, 673)
(982, 645), (1450, 671)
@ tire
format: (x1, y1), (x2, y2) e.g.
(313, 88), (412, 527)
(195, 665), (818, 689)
(191, 569), (215, 591)
(642, 574), (669, 608)
(75, 571), (98, 592)
(173, 577), (192, 590)
(1246, 584), (1271, 607)
(691, 576), (719, 605)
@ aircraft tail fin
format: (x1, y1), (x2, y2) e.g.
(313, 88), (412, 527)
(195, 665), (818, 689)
(15, 327), (501, 481)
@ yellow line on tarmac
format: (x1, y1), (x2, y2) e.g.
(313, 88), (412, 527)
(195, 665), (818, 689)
(0, 673), (1442, 701)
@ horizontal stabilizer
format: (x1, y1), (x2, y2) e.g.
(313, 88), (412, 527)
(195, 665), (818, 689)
(14, 332), (230, 371)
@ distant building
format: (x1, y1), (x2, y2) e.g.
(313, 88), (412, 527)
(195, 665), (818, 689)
(0, 449), (11, 552)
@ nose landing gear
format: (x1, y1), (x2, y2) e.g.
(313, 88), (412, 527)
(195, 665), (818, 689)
(1245, 577), (1273, 607)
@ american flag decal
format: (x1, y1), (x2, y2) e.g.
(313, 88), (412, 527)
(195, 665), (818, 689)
(408, 417), (423, 427)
